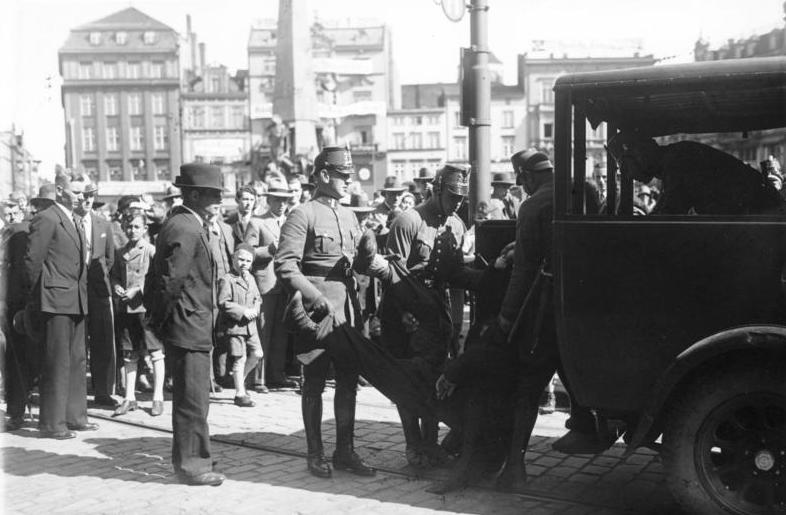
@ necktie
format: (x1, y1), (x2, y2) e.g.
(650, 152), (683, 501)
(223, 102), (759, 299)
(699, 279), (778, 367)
(73, 214), (86, 262)
(82, 216), (91, 258)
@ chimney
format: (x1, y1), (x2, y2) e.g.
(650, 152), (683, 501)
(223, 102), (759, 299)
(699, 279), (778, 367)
(186, 14), (192, 34)
(199, 42), (206, 73)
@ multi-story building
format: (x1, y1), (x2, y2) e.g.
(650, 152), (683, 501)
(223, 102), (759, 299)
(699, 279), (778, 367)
(518, 51), (656, 173)
(248, 19), (397, 191)
(58, 7), (181, 195)
(0, 127), (39, 197)
(692, 7), (786, 166)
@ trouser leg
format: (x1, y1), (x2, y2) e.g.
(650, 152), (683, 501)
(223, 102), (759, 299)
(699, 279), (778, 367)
(169, 346), (212, 476)
(5, 329), (30, 420)
(87, 297), (116, 398)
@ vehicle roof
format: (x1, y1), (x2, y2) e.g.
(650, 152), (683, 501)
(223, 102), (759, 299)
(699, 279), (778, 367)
(554, 57), (786, 136)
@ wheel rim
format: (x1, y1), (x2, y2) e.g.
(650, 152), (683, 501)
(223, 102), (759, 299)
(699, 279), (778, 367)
(695, 392), (786, 514)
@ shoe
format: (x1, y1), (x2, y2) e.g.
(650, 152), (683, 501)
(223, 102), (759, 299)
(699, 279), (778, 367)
(552, 429), (617, 454)
(234, 395), (255, 407)
(151, 400), (164, 417)
(113, 400), (138, 417)
(307, 454), (332, 478)
(67, 422), (99, 431)
(254, 385), (269, 394)
(94, 395), (119, 408)
(332, 450), (376, 476)
(5, 417), (25, 432)
(176, 471), (225, 486)
(267, 379), (298, 389)
(40, 430), (76, 440)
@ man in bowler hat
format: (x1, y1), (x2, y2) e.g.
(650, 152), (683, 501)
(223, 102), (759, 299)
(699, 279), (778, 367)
(24, 170), (98, 438)
(146, 163), (225, 486)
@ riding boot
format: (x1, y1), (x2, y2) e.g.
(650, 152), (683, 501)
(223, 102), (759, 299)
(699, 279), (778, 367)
(333, 385), (375, 476)
(302, 395), (331, 478)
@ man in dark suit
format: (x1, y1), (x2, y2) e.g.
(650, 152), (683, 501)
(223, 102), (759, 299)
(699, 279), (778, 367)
(73, 181), (116, 407)
(146, 163), (225, 486)
(206, 207), (234, 389)
(24, 170), (98, 439)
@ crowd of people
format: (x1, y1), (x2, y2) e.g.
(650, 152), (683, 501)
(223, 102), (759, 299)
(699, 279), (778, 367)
(2, 135), (783, 488)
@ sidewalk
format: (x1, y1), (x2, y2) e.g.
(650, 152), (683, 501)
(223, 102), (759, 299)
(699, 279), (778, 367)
(2, 385), (682, 514)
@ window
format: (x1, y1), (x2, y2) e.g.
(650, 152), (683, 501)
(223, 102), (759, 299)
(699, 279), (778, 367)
(78, 62), (92, 79)
(150, 62), (164, 79)
(152, 93), (164, 114)
(393, 132), (406, 149)
(502, 110), (514, 128)
(502, 136), (515, 157)
(427, 115), (440, 125)
(453, 136), (467, 161)
(130, 126), (143, 151)
(127, 62), (140, 79)
(211, 106), (224, 127)
(413, 116), (423, 125)
(543, 122), (553, 139)
(540, 80), (555, 104)
(231, 106), (245, 128)
(143, 31), (156, 45)
(108, 162), (123, 180)
(191, 106), (205, 128)
(80, 95), (94, 116)
(131, 160), (145, 180)
(115, 32), (127, 45)
(454, 111), (462, 127)
(81, 127), (95, 152)
(89, 32), (101, 45)
(154, 126), (167, 150)
(392, 160), (406, 176)
(428, 131), (440, 148)
(156, 163), (170, 180)
(410, 133), (423, 149)
(106, 127), (119, 151)
(102, 62), (117, 79)
(210, 76), (221, 93)
(104, 94), (117, 116)
(128, 94), (141, 115)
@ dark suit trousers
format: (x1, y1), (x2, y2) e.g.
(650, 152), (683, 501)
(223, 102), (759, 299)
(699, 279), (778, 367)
(39, 313), (88, 433)
(5, 325), (37, 420)
(168, 345), (213, 476)
(86, 296), (116, 397)
(256, 292), (288, 384)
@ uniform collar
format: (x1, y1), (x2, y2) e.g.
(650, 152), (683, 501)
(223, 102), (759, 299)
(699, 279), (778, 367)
(315, 195), (340, 210)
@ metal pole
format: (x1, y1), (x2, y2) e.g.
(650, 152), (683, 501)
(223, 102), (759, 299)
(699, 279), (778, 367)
(468, 0), (491, 221)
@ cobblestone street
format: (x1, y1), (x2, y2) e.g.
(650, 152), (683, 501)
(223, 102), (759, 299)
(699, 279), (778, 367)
(2, 386), (682, 514)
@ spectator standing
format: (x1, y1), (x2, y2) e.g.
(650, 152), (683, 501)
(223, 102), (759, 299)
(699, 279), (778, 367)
(73, 180), (117, 408)
(217, 244), (263, 407)
(206, 208), (234, 391)
(24, 171), (97, 439)
(413, 167), (435, 204)
(111, 212), (164, 417)
(145, 163), (225, 486)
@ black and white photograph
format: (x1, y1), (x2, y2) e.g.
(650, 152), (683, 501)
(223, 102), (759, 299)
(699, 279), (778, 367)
(1, 0), (785, 513)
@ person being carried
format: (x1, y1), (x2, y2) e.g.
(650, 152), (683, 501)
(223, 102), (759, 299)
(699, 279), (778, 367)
(112, 210), (165, 417)
(606, 131), (782, 215)
(217, 244), (263, 408)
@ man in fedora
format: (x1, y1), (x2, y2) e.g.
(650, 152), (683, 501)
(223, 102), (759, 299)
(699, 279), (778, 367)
(371, 175), (407, 233)
(28, 184), (57, 216)
(161, 184), (182, 218)
(24, 169), (97, 439)
(489, 171), (517, 219)
(275, 146), (375, 479)
(413, 167), (435, 204)
(253, 177), (297, 390)
(73, 180), (117, 407)
(145, 163), (225, 486)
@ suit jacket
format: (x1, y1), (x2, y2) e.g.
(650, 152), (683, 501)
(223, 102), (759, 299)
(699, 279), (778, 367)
(145, 205), (214, 351)
(111, 239), (155, 314)
(217, 270), (261, 338)
(86, 212), (114, 299)
(24, 204), (88, 315)
(228, 211), (278, 294)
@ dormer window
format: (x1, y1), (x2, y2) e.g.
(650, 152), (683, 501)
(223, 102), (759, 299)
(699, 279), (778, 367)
(115, 31), (127, 45)
(143, 31), (156, 45)
(89, 32), (101, 45)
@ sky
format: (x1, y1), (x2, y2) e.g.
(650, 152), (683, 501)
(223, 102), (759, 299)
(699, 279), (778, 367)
(2, 0), (783, 180)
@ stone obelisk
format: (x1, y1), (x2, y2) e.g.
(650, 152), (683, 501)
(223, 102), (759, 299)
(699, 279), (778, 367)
(273, 0), (319, 160)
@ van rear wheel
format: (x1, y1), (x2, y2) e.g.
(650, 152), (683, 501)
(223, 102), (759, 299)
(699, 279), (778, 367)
(662, 363), (786, 514)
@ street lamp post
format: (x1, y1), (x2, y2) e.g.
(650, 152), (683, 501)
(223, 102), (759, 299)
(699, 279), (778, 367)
(467, 0), (491, 221)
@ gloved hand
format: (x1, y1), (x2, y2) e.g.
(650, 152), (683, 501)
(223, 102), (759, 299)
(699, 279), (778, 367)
(401, 311), (420, 333)
(310, 295), (333, 321)
(435, 374), (457, 400)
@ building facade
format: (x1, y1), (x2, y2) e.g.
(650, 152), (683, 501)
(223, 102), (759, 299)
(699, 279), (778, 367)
(59, 7), (181, 188)
(248, 19), (397, 191)
(0, 128), (39, 197)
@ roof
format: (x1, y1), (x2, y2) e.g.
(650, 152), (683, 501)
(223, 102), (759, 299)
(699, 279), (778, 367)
(555, 57), (786, 136)
(75, 7), (175, 32)
(401, 83), (458, 108)
(248, 24), (385, 50)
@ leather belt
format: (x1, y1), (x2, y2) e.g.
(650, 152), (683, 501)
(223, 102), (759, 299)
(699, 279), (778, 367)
(301, 263), (353, 279)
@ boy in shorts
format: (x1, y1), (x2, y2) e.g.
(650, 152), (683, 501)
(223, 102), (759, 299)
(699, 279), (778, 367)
(217, 243), (263, 407)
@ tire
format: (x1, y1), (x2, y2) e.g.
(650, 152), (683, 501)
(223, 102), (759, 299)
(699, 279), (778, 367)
(662, 361), (786, 515)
